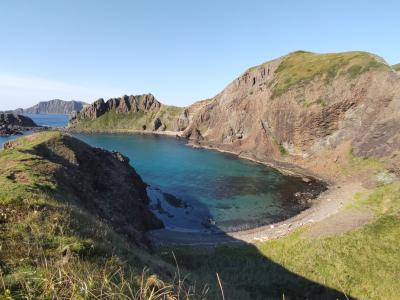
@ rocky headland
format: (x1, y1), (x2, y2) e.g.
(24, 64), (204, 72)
(69, 51), (400, 185)
(0, 113), (39, 136)
(5, 99), (87, 115)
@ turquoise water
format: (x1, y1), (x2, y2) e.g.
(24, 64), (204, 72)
(73, 133), (324, 232)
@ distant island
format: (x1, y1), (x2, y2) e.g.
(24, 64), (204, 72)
(4, 99), (88, 115)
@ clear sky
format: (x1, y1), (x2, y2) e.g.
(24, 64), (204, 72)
(0, 0), (399, 110)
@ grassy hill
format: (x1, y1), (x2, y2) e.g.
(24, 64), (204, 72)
(0, 132), (201, 299)
(270, 51), (389, 98)
(393, 63), (400, 71)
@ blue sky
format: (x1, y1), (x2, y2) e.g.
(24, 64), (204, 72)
(0, 0), (399, 110)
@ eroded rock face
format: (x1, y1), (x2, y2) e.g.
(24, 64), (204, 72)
(4, 133), (163, 244)
(0, 114), (38, 136)
(70, 94), (161, 122)
(183, 51), (400, 166)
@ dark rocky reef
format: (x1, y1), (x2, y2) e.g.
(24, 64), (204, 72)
(0, 113), (38, 136)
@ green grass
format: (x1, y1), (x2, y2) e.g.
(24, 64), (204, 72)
(393, 63), (400, 71)
(270, 51), (389, 98)
(164, 183), (400, 299)
(337, 148), (385, 176)
(0, 132), (205, 299)
(278, 143), (287, 155)
(73, 105), (184, 132)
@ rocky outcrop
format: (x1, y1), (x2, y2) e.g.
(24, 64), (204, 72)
(73, 94), (161, 121)
(69, 94), (185, 132)
(8, 99), (87, 115)
(183, 51), (400, 172)
(3, 132), (163, 243)
(0, 113), (38, 136)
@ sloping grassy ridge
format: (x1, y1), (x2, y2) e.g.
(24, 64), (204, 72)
(0, 132), (204, 299)
(270, 51), (389, 98)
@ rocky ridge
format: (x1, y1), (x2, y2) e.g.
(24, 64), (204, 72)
(6, 99), (87, 115)
(69, 93), (209, 132)
(68, 51), (400, 180)
(0, 113), (38, 136)
(3, 132), (163, 243)
(182, 51), (400, 179)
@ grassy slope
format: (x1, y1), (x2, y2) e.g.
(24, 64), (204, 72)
(0, 132), (201, 299)
(166, 182), (400, 299)
(393, 63), (400, 71)
(73, 105), (184, 132)
(270, 51), (389, 98)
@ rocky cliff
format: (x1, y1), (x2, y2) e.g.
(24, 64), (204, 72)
(12, 99), (87, 114)
(0, 113), (38, 136)
(69, 93), (211, 133)
(68, 51), (400, 178)
(182, 51), (400, 178)
(69, 93), (188, 132)
(3, 132), (162, 242)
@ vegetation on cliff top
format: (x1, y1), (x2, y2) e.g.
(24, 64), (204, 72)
(393, 63), (400, 71)
(0, 132), (203, 299)
(271, 51), (389, 98)
(71, 105), (184, 132)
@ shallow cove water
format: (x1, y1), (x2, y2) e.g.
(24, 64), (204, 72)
(73, 133), (323, 233)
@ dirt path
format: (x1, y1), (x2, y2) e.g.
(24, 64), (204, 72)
(146, 181), (370, 246)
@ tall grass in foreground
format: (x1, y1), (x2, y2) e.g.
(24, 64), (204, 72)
(0, 253), (209, 300)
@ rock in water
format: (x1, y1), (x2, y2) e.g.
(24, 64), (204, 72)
(0, 113), (38, 136)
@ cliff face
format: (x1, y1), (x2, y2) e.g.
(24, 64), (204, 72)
(0, 113), (38, 135)
(182, 51), (400, 173)
(67, 51), (400, 176)
(22, 99), (87, 114)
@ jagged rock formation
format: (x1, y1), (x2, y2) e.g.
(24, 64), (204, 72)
(0, 113), (38, 136)
(68, 51), (400, 174)
(69, 94), (188, 132)
(182, 51), (400, 171)
(8, 99), (87, 115)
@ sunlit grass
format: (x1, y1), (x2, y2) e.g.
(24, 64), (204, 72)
(270, 51), (389, 98)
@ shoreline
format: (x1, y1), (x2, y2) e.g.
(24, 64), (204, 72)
(67, 128), (361, 246)
(146, 180), (365, 246)
(67, 128), (183, 137)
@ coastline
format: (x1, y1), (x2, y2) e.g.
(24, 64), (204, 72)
(67, 127), (183, 137)
(67, 128), (364, 246)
